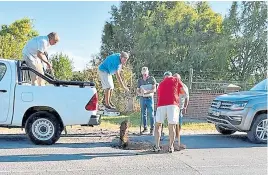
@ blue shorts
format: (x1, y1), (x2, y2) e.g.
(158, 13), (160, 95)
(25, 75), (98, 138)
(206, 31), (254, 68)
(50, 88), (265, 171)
(179, 110), (183, 126)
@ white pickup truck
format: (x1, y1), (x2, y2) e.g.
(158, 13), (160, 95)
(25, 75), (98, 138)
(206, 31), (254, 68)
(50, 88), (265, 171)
(0, 59), (101, 145)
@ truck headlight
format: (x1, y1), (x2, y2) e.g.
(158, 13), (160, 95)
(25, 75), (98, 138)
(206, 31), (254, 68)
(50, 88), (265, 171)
(230, 102), (248, 110)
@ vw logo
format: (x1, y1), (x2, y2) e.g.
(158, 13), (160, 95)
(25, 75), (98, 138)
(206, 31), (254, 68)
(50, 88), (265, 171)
(216, 101), (221, 108)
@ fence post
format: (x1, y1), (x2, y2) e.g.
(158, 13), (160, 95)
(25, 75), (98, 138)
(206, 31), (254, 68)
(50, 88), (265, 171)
(189, 68), (193, 91)
(131, 71), (135, 112)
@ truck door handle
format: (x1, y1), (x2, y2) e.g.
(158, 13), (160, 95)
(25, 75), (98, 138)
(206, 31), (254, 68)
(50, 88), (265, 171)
(0, 90), (7, 93)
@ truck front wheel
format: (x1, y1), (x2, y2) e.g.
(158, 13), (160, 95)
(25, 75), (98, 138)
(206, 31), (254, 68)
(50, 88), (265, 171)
(247, 114), (268, 144)
(25, 111), (62, 145)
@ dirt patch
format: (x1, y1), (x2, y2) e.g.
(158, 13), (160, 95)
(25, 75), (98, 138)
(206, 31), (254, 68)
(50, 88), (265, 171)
(112, 137), (153, 150)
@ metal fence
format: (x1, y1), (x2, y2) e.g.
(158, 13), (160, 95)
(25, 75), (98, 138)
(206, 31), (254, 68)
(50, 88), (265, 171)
(126, 68), (256, 113)
(149, 68), (255, 92)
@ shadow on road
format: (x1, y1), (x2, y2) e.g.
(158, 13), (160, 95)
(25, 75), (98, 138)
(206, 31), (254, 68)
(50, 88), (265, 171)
(0, 152), (138, 162)
(0, 134), (113, 149)
(0, 133), (266, 150)
(127, 133), (267, 149)
(160, 134), (267, 149)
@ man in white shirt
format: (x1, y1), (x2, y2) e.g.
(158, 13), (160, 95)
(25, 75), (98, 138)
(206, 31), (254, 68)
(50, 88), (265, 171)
(174, 73), (189, 151)
(22, 32), (60, 86)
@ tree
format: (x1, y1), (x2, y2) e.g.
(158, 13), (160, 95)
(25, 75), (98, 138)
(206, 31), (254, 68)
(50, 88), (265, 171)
(50, 53), (74, 80)
(222, 1), (267, 81)
(0, 18), (38, 59)
(100, 2), (224, 79)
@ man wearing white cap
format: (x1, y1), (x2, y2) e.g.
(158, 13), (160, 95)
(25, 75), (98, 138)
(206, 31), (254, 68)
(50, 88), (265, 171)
(137, 67), (156, 134)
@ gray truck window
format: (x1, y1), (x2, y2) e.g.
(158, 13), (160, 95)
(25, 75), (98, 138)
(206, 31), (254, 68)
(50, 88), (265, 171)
(0, 63), (7, 81)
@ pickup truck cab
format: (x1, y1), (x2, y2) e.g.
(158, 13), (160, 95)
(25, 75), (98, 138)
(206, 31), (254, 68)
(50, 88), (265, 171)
(207, 79), (267, 144)
(0, 59), (100, 145)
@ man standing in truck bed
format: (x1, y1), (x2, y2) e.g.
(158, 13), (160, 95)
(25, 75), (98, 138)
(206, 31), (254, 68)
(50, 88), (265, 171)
(98, 52), (129, 110)
(22, 32), (60, 86)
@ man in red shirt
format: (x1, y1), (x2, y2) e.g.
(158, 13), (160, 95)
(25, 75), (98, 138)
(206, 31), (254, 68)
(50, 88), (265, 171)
(153, 71), (185, 153)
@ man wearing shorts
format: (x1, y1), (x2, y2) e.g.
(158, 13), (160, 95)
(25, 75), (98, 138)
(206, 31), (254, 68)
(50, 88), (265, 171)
(154, 71), (185, 153)
(98, 52), (129, 110)
(174, 73), (189, 150)
(22, 32), (59, 86)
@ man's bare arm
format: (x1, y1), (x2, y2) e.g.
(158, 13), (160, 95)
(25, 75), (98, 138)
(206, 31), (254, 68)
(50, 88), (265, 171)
(115, 70), (127, 88)
(137, 88), (142, 96)
(37, 51), (49, 64)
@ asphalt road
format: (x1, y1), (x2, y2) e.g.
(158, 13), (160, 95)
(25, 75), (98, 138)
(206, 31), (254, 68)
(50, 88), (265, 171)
(0, 132), (266, 175)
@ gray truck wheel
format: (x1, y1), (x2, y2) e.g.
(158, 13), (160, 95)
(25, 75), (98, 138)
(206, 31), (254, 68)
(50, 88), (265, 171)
(215, 125), (236, 135)
(25, 111), (62, 145)
(247, 114), (268, 144)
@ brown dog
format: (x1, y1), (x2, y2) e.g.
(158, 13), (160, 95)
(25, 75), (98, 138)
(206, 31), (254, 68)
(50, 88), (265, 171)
(119, 120), (130, 148)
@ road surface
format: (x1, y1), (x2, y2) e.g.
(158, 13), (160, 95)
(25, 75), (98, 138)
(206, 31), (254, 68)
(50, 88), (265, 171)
(0, 129), (266, 175)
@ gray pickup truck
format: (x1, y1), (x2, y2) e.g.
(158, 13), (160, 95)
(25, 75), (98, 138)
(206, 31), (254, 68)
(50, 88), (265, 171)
(207, 79), (267, 144)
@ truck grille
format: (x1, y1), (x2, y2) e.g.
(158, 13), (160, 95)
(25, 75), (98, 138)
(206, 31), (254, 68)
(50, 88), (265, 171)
(211, 100), (233, 110)
(207, 117), (229, 125)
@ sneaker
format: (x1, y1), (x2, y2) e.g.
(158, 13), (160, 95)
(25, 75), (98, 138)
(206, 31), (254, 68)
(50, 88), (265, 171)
(152, 145), (161, 152)
(104, 105), (114, 110)
(141, 128), (148, 134)
(109, 104), (116, 110)
(150, 128), (154, 135)
(179, 144), (186, 151)
(102, 98), (116, 109)
(110, 102), (116, 108)
(168, 146), (174, 153)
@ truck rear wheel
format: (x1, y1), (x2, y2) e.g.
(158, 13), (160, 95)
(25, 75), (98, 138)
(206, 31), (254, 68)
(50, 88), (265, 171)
(25, 111), (62, 145)
(215, 125), (236, 135)
(247, 114), (268, 144)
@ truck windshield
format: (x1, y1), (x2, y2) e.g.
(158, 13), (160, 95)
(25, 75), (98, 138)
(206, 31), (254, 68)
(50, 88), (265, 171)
(250, 79), (268, 91)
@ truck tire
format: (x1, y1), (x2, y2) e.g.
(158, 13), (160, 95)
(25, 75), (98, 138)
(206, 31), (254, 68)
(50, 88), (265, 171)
(25, 111), (62, 145)
(247, 114), (268, 144)
(215, 125), (236, 135)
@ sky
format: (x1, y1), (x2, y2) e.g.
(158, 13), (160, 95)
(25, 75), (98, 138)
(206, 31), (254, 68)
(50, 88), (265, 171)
(0, 1), (232, 71)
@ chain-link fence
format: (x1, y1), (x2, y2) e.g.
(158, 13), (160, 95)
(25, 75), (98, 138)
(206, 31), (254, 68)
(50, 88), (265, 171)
(116, 68), (258, 113)
(149, 69), (255, 92)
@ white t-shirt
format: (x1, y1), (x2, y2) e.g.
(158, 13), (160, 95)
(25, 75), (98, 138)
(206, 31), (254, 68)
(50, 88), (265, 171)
(179, 83), (189, 109)
(22, 36), (50, 63)
(140, 84), (154, 97)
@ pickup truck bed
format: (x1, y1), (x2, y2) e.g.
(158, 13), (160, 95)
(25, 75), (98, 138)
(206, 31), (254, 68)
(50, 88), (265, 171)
(0, 59), (100, 145)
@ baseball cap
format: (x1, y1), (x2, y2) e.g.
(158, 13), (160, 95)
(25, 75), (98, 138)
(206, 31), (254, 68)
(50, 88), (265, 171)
(141, 67), (149, 74)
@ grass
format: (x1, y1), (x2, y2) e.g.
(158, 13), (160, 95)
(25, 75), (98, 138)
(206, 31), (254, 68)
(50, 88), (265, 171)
(100, 112), (215, 131)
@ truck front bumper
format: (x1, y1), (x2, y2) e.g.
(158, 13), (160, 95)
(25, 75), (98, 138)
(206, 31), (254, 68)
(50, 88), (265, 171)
(207, 108), (249, 131)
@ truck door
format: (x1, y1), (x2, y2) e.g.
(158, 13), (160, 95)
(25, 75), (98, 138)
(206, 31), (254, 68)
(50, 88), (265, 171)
(0, 62), (12, 122)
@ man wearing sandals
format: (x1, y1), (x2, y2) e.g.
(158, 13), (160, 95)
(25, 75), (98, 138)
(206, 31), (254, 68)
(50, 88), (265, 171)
(153, 71), (185, 153)
(173, 73), (189, 151)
